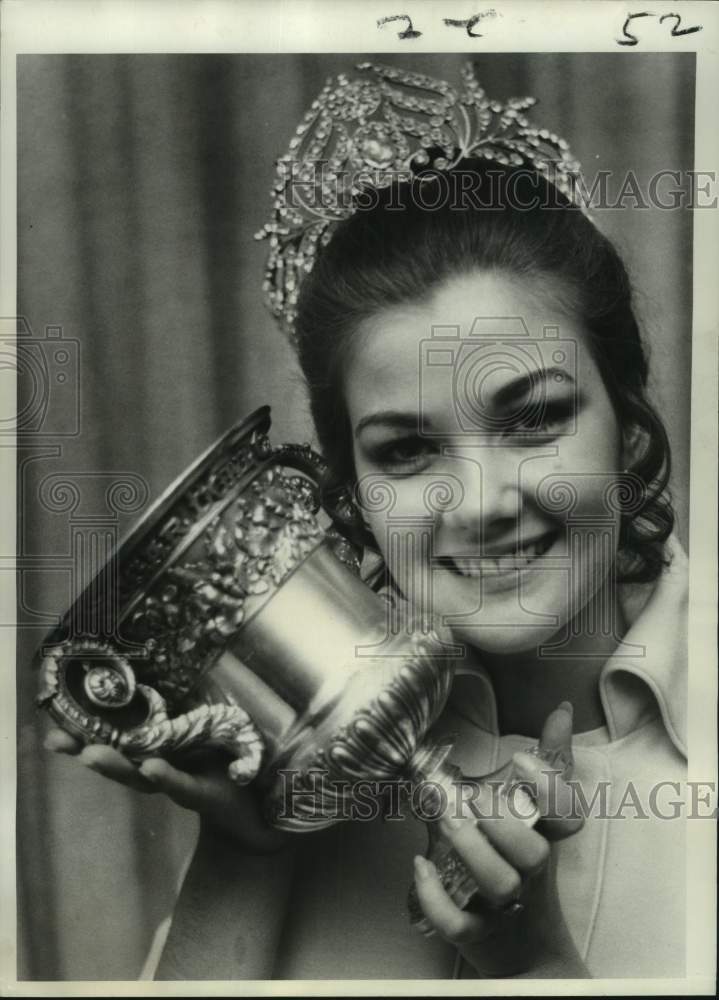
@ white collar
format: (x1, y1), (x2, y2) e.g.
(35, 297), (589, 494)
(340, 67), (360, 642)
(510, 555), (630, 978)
(598, 533), (687, 755)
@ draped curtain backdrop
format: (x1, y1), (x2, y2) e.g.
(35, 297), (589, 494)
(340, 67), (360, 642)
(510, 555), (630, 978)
(17, 53), (694, 980)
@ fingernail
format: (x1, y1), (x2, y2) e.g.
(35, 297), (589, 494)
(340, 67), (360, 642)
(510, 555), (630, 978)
(558, 701), (573, 718)
(411, 918), (436, 939)
(440, 812), (463, 833)
(139, 761), (161, 782)
(414, 855), (434, 881)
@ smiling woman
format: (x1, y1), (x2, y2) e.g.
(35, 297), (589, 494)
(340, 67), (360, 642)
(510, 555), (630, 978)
(142, 73), (688, 980)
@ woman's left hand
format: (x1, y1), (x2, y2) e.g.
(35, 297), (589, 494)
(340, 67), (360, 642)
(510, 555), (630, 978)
(43, 726), (288, 853)
(412, 702), (588, 978)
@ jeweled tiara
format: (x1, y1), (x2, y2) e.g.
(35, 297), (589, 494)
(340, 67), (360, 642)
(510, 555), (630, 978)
(255, 61), (587, 342)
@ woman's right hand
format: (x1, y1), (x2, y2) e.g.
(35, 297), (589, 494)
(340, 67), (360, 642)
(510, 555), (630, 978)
(412, 702), (587, 978)
(43, 726), (288, 853)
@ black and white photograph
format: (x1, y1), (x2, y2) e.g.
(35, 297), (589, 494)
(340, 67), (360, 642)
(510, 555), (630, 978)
(4, 0), (718, 992)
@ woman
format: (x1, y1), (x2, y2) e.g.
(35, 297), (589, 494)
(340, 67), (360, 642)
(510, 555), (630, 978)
(45, 62), (688, 980)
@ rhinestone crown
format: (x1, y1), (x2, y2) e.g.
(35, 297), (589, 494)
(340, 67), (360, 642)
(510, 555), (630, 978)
(255, 61), (586, 343)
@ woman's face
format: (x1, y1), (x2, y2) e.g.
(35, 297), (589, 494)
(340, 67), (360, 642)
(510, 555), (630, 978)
(344, 269), (626, 655)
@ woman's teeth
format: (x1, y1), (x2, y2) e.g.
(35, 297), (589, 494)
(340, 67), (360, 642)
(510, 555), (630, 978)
(448, 533), (555, 577)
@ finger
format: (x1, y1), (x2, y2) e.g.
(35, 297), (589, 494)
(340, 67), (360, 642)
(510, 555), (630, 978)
(138, 757), (236, 813)
(539, 700), (574, 778)
(460, 781), (550, 877)
(140, 759), (286, 851)
(513, 750), (583, 840)
(43, 728), (83, 755)
(439, 814), (523, 908)
(528, 699), (583, 838)
(475, 808), (550, 877)
(79, 744), (160, 794)
(413, 856), (491, 945)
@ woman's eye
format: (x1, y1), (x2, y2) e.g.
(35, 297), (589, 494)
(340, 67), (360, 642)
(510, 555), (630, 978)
(369, 436), (436, 471)
(505, 400), (574, 441)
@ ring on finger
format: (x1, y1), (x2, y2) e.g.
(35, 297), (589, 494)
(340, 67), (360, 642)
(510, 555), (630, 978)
(524, 742), (573, 774)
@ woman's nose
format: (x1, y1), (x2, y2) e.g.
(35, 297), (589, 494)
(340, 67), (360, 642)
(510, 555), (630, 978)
(438, 445), (523, 543)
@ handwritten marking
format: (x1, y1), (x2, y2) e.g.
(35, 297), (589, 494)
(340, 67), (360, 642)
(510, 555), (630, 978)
(377, 14), (422, 40)
(617, 10), (702, 45)
(659, 12), (702, 36)
(443, 10), (497, 38)
(617, 11), (654, 46)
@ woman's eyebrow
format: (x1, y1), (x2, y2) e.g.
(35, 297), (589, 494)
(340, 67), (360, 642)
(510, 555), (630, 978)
(354, 411), (422, 437)
(354, 368), (575, 437)
(492, 366), (576, 410)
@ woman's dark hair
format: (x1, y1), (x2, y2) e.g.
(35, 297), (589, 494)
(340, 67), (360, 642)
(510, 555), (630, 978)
(295, 160), (674, 583)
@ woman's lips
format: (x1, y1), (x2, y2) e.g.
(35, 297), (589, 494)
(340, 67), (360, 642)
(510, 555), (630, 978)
(437, 530), (559, 579)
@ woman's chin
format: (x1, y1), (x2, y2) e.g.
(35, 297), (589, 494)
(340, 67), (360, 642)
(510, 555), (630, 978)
(427, 566), (568, 657)
(446, 620), (564, 658)
(462, 625), (557, 656)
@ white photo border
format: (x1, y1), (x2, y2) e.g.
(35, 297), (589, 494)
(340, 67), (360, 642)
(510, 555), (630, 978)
(1, 1), (716, 996)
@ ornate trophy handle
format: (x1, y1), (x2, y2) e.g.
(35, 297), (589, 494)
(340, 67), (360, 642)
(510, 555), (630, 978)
(119, 684), (264, 784)
(37, 638), (265, 785)
(267, 440), (371, 556)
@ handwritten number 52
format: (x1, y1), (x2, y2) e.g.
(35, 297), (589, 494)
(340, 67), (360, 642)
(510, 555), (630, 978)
(618, 11), (702, 46)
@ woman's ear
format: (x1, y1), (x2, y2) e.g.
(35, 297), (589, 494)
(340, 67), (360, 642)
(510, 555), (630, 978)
(621, 423), (646, 472)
